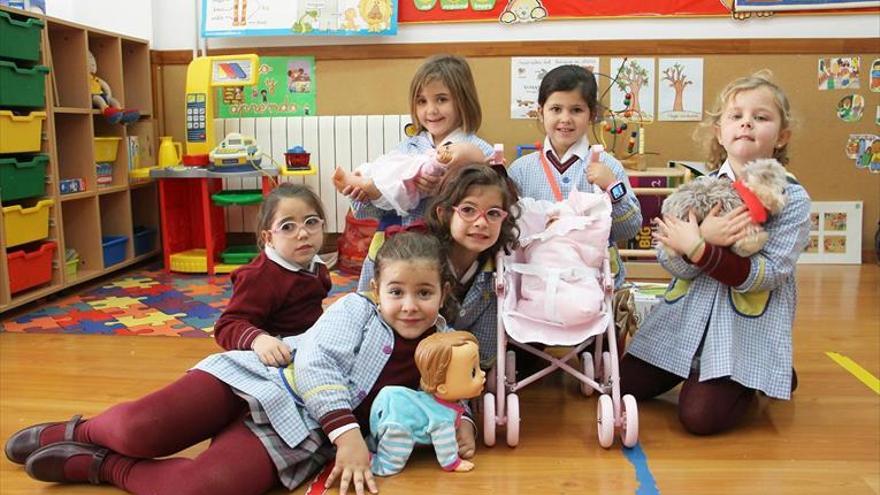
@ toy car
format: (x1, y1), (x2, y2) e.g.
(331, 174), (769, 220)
(209, 133), (262, 168)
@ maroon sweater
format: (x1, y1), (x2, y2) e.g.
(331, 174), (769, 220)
(213, 252), (331, 351)
(685, 242), (750, 287)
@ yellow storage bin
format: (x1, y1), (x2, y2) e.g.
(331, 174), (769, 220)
(2, 198), (54, 248)
(94, 137), (122, 162)
(0, 110), (46, 154)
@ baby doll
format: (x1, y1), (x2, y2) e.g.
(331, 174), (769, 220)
(332, 145), (457, 216)
(370, 331), (485, 476)
(661, 158), (788, 257)
(512, 189), (612, 328)
(88, 51), (139, 125)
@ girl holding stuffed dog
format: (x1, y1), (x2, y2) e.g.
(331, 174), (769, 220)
(621, 71), (811, 435)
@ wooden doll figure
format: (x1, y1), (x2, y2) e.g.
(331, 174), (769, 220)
(370, 331), (485, 476)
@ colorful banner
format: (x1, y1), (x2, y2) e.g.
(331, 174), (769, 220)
(217, 57), (316, 118)
(399, 0), (729, 22)
(399, 0), (878, 22)
(202, 0), (398, 37)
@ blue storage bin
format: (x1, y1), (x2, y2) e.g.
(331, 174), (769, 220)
(102, 235), (128, 268)
(133, 226), (156, 256)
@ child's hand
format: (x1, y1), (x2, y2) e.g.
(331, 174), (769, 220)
(700, 204), (752, 247)
(446, 143), (485, 169)
(327, 429), (378, 495)
(455, 420), (476, 459)
(251, 334), (292, 367)
(653, 211), (704, 260)
(414, 173), (442, 196)
(586, 151), (615, 191)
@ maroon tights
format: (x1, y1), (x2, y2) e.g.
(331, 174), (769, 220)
(619, 354), (757, 435)
(46, 370), (278, 495)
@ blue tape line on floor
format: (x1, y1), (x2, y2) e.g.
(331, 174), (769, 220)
(623, 443), (659, 495)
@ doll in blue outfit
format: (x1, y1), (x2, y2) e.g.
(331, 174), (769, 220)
(370, 331), (485, 475)
(507, 64), (642, 288)
(343, 54), (495, 293)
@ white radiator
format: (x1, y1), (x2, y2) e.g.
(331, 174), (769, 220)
(215, 114), (412, 234)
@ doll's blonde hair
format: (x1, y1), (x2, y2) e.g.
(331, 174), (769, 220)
(695, 70), (793, 170)
(415, 331), (478, 393)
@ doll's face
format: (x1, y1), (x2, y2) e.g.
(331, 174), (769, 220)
(435, 341), (485, 401)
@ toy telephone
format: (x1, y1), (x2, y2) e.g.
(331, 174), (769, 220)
(183, 54), (259, 165)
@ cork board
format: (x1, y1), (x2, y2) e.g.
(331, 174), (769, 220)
(159, 52), (880, 254)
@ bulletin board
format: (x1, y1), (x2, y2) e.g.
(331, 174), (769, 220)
(157, 45), (880, 254)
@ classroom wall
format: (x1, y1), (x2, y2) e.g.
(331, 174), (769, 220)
(158, 50), (879, 254)
(45, 0), (152, 40)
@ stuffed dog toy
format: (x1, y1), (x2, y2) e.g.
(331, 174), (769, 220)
(660, 158), (788, 257)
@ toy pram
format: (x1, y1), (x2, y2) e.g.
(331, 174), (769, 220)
(482, 188), (639, 449)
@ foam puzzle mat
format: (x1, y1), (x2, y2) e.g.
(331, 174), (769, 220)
(0, 265), (360, 337)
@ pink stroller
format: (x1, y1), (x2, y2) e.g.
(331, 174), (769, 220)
(482, 188), (639, 449)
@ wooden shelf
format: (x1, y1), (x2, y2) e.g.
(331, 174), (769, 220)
(0, 11), (158, 315)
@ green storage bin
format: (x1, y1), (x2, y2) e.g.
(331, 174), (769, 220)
(0, 12), (44, 62)
(0, 153), (47, 202)
(221, 245), (259, 265)
(211, 189), (264, 206)
(0, 61), (50, 108)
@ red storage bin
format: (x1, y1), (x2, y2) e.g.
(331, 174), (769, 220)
(7, 241), (56, 294)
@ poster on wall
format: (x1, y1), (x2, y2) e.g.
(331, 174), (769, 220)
(657, 58), (703, 122)
(818, 57), (861, 90)
(510, 57), (599, 120)
(735, 0), (879, 11)
(610, 58), (655, 123)
(799, 201), (863, 264)
(201, 0), (398, 37)
(0, 0), (44, 13)
(217, 57), (316, 118)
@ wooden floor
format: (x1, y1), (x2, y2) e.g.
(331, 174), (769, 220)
(1, 264), (878, 495)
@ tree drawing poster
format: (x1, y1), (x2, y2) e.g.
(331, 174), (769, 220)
(610, 58), (655, 122)
(658, 58), (703, 122)
(510, 57), (600, 119)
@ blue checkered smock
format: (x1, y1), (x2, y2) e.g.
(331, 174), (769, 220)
(193, 293), (451, 451)
(625, 175), (811, 399)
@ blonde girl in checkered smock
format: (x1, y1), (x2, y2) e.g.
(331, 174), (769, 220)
(507, 64), (643, 289)
(621, 71), (810, 435)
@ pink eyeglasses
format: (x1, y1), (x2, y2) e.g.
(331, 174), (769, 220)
(452, 204), (508, 224)
(270, 217), (324, 237)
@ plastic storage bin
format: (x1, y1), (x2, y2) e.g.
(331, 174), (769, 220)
(0, 111), (46, 154)
(0, 154), (48, 202)
(2, 198), (53, 248)
(102, 235), (128, 268)
(133, 226), (157, 256)
(7, 241), (56, 294)
(65, 255), (79, 280)
(93, 137), (122, 162)
(220, 245), (259, 265)
(0, 61), (50, 108)
(0, 12), (44, 62)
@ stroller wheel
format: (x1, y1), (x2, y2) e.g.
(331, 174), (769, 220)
(620, 394), (639, 448)
(486, 366), (497, 395)
(482, 393), (496, 447)
(580, 352), (595, 397)
(597, 394), (614, 448)
(506, 393), (520, 447)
